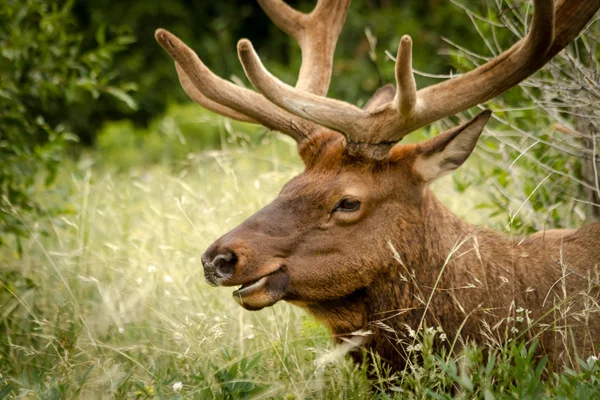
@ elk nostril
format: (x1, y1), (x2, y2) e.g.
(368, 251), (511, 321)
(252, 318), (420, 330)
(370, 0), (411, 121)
(213, 250), (238, 279)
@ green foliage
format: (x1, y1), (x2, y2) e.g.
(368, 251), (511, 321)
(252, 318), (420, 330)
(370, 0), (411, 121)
(428, 341), (548, 399)
(0, 0), (135, 245)
(95, 103), (269, 170)
(556, 357), (600, 399)
(368, 327), (600, 399)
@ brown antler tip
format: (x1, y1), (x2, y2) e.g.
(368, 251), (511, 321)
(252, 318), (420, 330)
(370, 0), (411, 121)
(237, 39), (253, 54)
(394, 34), (416, 117)
(154, 28), (178, 53)
(154, 28), (168, 43)
(398, 35), (413, 57)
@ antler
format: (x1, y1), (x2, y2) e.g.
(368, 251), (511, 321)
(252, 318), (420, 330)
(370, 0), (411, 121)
(258, 0), (349, 96)
(155, 0), (350, 142)
(238, 0), (600, 157)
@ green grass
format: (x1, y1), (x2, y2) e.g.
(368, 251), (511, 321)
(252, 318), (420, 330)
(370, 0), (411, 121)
(1, 131), (599, 398)
(0, 140), (371, 398)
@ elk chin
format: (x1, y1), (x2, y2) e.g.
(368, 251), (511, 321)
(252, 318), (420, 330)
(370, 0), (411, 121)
(232, 269), (289, 311)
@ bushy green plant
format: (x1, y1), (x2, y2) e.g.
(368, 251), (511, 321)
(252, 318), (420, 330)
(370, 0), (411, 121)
(0, 0), (135, 246)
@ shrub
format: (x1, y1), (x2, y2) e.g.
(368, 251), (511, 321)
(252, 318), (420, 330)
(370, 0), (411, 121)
(0, 0), (135, 246)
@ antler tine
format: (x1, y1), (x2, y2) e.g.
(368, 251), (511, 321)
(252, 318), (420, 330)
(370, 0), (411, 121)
(522, 0), (555, 61)
(256, 0), (307, 41)
(394, 35), (417, 118)
(257, 0), (351, 96)
(404, 0), (557, 139)
(155, 29), (317, 142)
(238, 39), (369, 141)
(175, 63), (255, 123)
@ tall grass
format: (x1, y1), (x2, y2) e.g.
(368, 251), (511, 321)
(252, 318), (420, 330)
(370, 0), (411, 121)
(1, 130), (599, 398)
(0, 139), (373, 398)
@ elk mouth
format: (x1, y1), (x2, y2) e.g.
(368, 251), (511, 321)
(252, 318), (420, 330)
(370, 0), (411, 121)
(232, 268), (288, 311)
(233, 275), (270, 297)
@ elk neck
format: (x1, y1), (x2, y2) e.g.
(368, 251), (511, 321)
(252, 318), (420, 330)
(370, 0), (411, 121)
(305, 188), (519, 360)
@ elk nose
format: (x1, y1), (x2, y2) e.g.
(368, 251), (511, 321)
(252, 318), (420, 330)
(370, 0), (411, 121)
(201, 249), (238, 282)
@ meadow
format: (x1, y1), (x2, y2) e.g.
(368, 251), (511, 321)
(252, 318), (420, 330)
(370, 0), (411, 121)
(1, 114), (600, 399)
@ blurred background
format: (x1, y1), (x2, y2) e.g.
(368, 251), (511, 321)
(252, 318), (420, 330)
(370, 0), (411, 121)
(1, 0), (599, 397)
(3, 0), (598, 242)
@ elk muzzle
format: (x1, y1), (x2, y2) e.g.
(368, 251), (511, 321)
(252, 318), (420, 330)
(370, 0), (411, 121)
(201, 249), (237, 284)
(201, 239), (289, 311)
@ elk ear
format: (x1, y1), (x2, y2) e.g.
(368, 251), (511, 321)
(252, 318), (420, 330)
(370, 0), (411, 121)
(413, 110), (492, 182)
(363, 84), (396, 111)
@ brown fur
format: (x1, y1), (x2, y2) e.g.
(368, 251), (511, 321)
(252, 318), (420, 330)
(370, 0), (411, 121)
(202, 129), (600, 373)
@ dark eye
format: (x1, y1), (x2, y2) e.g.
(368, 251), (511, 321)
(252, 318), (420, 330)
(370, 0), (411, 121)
(335, 198), (361, 212)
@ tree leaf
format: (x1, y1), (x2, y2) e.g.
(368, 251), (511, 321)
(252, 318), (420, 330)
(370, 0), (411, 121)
(104, 87), (138, 110)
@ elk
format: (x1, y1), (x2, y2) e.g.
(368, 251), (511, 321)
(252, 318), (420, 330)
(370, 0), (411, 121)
(156, 0), (600, 372)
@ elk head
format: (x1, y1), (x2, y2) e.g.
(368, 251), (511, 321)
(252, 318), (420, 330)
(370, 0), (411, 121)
(156, 0), (600, 312)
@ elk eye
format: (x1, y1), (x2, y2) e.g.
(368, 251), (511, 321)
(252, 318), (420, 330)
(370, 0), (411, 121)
(335, 198), (361, 212)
